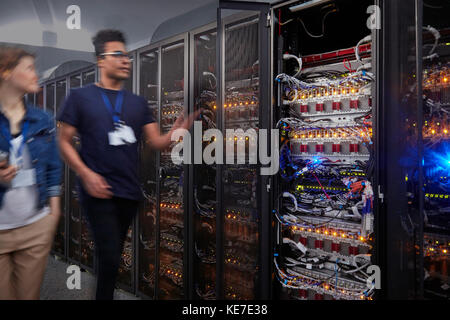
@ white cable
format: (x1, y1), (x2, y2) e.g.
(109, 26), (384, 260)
(283, 237), (307, 254)
(283, 192), (298, 212)
(423, 25), (440, 55)
(283, 53), (303, 78)
(355, 35), (372, 63)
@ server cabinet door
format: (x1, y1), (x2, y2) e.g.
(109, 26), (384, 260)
(217, 1), (271, 300)
(67, 74), (82, 264)
(191, 27), (218, 300)
(379, 0), (421, 299)
(158, 39), (188, 299)
(79, 70), (96, 269)
(138, 48), (159, 299)
(117, 53), (136, 292)
(420, 0), (450, 300)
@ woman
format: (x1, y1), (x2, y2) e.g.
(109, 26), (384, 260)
(0, 47), (62, 300)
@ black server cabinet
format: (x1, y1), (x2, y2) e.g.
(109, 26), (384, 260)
(215, 1), (271, 300)
(138, 47), (159, 299)
(271, 0), (381, 300)
(137, 34), (189, 300)
(64, 68), (96, 272)
(419, 0), (450, 300)
(378, 0), (422, 299)
(190, 25), (218, 300)
(116, 52), (137, 292)
(67, 73), (82, 265)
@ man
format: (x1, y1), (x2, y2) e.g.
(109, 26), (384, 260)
(57, 30), (199, 300)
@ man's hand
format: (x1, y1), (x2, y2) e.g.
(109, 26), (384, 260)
(144, 109), (203, 151)
(80, 168), (113, 199)
(171, 109), (203, 132)
(0, 160), (16, 184)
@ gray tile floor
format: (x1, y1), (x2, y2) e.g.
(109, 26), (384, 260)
(40, 255), (140, 300)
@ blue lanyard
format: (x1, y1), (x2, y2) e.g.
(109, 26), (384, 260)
(100, 90), (124, 124)
(1, 119), (29, 161)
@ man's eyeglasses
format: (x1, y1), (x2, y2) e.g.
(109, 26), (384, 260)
(99, 51), (130, 60)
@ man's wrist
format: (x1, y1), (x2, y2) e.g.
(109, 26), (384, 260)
(78, 166), (91, 180)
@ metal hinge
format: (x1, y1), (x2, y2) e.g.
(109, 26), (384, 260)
(266, 13), (271, 28)
(378, 185), (384, 203)
(266, 177), (271, 192)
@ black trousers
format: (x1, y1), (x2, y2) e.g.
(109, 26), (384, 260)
(80, 192), (138, 300)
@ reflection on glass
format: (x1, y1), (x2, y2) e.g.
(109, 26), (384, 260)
(421, 3), (450, 299)
(46, 83), (55, 114)
(193, 30), (217, 300)
(70, 74), (81, 89)
(79, 70), (96, 268)
(36, 87), (44, 108)
(56, 80), (66, 114)
(82, 70), (95, 86)
(223, 16), (260, 300)
(138, 49), (159, 299)
(159, 41), (185, 300)
(124, 55), (134, 92)
(116, 56), (135, 290)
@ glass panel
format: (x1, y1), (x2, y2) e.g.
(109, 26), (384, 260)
(117, 226), (134, 288)
(70, 74), (81, 89)
(47, 82), (64, 255)
(138, 48), (159, 299)
(223, 14), (260, 300)
(56, 79), (66, 114)
(36, 87), (44, 108)
(46, 82), (55, 114)
(124, 54), (134, 92)
(117, 55), (135, 289)
(68, 167), (81, 262)
(159, 40), (185, 299)
(78, 70), (96, 268)
(65, 74), (83, 265)
(193, 29), (217, 300)
(422, 2), (450, 299)
(82, 70), (96, 86)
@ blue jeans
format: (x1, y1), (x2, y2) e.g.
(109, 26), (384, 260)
(80, 191), (138, 300)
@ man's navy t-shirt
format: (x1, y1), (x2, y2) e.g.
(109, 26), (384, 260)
(57, 84), (154, 200)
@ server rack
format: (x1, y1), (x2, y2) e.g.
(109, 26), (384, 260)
(418, 0), (450, 300)
(136, 33), (190, 300)
(116, 51), (137, 293)
(216, 2), (272, 300)
(189, 22), (218, 300)
(39, 65), (97, 272)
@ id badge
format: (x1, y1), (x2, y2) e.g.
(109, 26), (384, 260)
(11, 168), (36, 188)
(108, 129), (125, 146)
(120, 125), (136, 144)
(108, 124), (136, 146)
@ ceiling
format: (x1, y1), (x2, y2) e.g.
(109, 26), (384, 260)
(0, 0), (216, 52)
(0, 0), (283, 74)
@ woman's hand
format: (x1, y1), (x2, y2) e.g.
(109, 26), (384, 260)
(0, 160), (17, 184)
(49, 196), (61, 218)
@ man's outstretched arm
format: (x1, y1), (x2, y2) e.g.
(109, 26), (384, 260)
(143, 109), (202, 151)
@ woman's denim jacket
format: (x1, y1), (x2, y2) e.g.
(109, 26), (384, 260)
(0, 104), (62, 209)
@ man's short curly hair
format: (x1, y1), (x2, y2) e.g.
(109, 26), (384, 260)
(92, 29), (127, 57)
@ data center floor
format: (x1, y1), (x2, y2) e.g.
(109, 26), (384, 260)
(40, 256), (140, 300)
